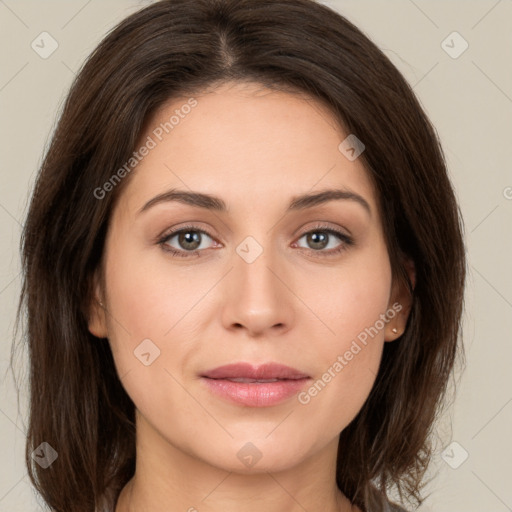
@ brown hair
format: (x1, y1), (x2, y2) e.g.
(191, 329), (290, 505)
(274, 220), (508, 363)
(12, 0), (466, 510)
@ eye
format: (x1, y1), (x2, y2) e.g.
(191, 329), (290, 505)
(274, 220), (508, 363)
(293, 224), (354, 257)
(157, 223), (354, 258)
(158, 225), (217, 257)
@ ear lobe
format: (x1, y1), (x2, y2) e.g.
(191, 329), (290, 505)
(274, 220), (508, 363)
(384, 257), (416, 342)
(87, 269), (108, 339)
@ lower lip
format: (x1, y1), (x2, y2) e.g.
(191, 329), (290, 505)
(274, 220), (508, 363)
(201, 377), (310, 407)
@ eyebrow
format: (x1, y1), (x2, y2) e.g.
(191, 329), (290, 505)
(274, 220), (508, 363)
(138, 187), (371, 216)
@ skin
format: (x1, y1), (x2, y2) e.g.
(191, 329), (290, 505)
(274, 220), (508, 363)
(88, 80), (414, 512)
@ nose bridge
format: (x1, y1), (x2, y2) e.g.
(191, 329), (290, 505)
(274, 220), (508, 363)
(221, 234), (294, 335)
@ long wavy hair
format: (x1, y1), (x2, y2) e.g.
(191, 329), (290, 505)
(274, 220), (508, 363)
(12, 1), (466, 510)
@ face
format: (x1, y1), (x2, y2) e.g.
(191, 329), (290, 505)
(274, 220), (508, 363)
(89, 80), (411, 474)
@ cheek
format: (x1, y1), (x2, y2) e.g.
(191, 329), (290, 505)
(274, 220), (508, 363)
(103, 239), (204, 350)
(302, 240), (392, 348)
(294, 246), (392, 422)
(101, 245), (204, 425)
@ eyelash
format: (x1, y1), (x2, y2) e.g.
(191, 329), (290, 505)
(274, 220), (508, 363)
(157, 223), (354, 258)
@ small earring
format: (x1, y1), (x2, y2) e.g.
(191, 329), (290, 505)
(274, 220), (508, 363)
(392, 327), (398, 334)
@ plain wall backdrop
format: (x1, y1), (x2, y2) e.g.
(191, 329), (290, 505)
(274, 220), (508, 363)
(1, 1), (511, 510)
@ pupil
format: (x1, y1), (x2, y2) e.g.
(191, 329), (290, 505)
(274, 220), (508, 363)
(180, 231), (200, 250)
(309, 232), (327, 250)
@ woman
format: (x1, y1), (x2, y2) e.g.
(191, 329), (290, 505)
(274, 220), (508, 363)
(14, 0), (466, 511)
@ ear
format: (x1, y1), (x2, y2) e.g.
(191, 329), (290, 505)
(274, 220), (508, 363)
(384, 257), (416, 342)
(87, 268), (108, 339)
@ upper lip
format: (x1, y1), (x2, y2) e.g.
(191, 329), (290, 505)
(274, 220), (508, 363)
(201, 362), (310, 380)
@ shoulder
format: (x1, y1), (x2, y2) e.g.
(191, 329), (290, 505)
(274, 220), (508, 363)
(351, 499), (408, 512)
(383, 499), (409, 512)
(363, 483), (409, 512)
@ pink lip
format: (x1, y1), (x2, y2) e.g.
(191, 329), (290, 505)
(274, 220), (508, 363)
(201, 362), (309, 380)
(200, 363), (311, 407)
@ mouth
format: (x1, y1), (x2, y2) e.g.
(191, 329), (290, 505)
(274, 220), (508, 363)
(214, 377), (288, 383)
(200, 362), (310, 380)
(200, 362), (311, 407)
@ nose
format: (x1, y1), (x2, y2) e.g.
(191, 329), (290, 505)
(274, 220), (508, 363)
(220, 244), (295, 338)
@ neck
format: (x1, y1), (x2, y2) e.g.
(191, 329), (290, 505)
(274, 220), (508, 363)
(115, 415), (357, 512)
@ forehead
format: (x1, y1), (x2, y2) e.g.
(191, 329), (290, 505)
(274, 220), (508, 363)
(117, 81), (378, 219)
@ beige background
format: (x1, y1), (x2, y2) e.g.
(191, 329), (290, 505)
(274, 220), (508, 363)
(1, 1), (511, 510)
